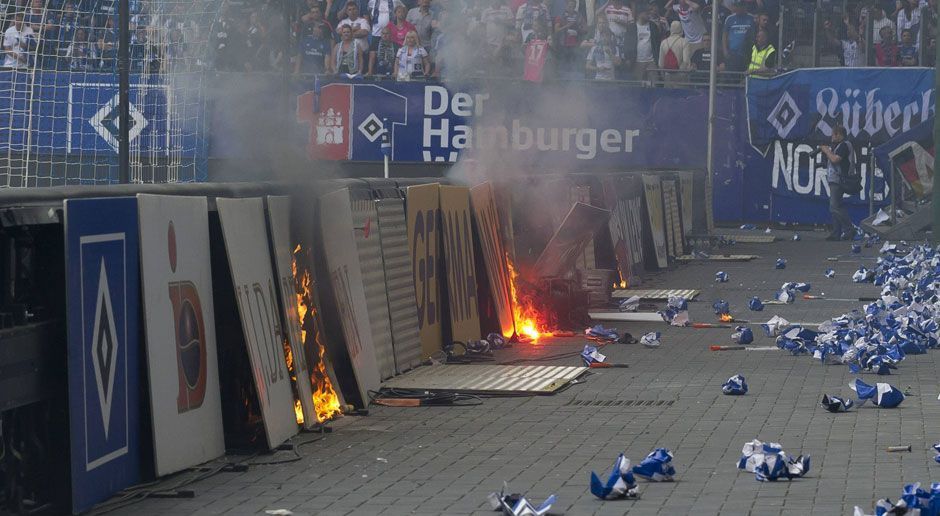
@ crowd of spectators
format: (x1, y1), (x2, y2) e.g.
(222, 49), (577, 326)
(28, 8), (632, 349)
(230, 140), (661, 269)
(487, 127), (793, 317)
(1, 0), (935, 80)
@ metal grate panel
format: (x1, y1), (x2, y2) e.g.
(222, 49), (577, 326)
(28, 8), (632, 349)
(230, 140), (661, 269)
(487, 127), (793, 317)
(381, 365), (588, 394)
(612, 288), (700, 300)
(375, 199), (422, 375)
(565, 399), (675, 407)
(716, 234), (777, 243)
(351, 195), (396, 381)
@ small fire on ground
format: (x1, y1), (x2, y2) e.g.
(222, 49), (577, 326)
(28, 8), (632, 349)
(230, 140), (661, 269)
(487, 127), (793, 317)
(506, 254), (556, 343)
(292, 245), (343, 425)
(718, 313), (734, 322)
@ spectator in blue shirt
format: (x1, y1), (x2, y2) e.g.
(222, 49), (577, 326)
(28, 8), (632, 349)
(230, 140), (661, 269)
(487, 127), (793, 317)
(295, 22), (331, 74)
(723, 0), (754, 72)
(899, 28), (919, 64)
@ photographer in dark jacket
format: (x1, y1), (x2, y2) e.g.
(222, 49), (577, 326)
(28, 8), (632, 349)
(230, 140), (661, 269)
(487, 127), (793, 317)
(819, 125), (856, 241)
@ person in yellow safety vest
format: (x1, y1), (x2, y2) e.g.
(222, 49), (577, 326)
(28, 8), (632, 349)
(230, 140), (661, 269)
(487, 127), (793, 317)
(748, 29), (776, 76)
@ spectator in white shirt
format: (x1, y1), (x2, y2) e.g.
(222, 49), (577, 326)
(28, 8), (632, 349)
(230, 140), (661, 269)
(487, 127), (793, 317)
(3, 13), (33, 69)
(337, 0), (371, 50)
(368, 0), (403, 37)
(406, 0), (434, 50)
(871, 6), (896, 45)
(897, 0), (922, 48)
(482, 0), (514, 51)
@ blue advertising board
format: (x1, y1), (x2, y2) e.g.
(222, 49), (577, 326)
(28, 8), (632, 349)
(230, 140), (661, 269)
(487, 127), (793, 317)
(0, 71), (201, 159)
(747, 68), (935, 147)
(65, 197), (140, 514)
(295, 79), (710, 168)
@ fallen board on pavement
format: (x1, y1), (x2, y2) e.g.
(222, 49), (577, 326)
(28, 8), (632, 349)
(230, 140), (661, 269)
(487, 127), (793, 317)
(588, 312), (663, 322)
(675, 254), (759, 262)
(715, 234), (777, 243)
(611, 288), (700, 300)
(381, 365), (588, 394)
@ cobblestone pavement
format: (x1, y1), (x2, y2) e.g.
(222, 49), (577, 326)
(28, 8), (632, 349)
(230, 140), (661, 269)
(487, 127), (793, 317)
(107, 232), (940, 516)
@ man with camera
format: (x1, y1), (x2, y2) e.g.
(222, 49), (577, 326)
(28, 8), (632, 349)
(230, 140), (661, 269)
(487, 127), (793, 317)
(819, 125), (857, 241)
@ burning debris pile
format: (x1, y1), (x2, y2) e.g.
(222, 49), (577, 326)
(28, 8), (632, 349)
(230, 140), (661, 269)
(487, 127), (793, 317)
(507, 255), (556, 343)
(291, 245), (342, 425)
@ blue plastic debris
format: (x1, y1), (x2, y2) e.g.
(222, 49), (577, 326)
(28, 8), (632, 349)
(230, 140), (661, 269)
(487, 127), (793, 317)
(585, 325), (619, 342)
(631, 448), (676, 482)
(737, 440), (810, 482)
(775, 258), (787, 269)
(825, 268), (835, 278)
(850, 379), (905, 408)
(712, 299), (730, 316)
(852, 243), (861, 254)
(589, 454), (638, 500)
(732, 326), (753, 344)
(854, 482), (940, 516)
(793, 233), (801, 241)
(488, 482), (556, 516)
(581, 345), (606, 366)
(820, 394), (854, 413)
(740, 224), (756, 230)
(722, 374), (748, 395)
(748, 297), (764, 311)
(716, 271), (729, 283)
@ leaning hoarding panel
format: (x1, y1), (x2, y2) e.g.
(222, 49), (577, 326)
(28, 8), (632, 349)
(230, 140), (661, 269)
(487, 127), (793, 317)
(319, 189), (382, 404)
(533, 202), (610, 280)
(217, 197), (298, 450)
(375, 198), (423, 373)
(661, 179), (685, 258)
(642, 176), (668, 268)
(137, 194), (224, 476)
(350, 192), (396, 380)
(439, 185), (482, 343)
(602, 176), (646, 287)
(65, 197), (141, 513)
(470, 182), (515, 339)
(265, 196), (317, 429)
(406, 184), (443, 360)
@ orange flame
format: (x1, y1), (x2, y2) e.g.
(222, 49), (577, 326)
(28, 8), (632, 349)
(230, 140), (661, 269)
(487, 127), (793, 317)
(506, 254), (554, 343)
(719, 313), (734, 322)
(293, 245), (343, 424)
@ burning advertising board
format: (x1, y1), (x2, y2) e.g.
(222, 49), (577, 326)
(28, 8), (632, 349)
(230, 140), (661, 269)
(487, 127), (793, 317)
(319, 189), (382, 406)
(217, 197), (298, 450)
(602, 176), (646, 287)
(470, 182), (516, 339)
(137, 194), (224, 476)
(65, 197), (141, 513)
(439, 186), (482, 343)
(264, 196), (317, 429)
(406, 184), (444, 359)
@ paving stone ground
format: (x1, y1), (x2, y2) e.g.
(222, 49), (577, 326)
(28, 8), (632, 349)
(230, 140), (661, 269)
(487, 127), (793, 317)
(105, 231), (940, 516)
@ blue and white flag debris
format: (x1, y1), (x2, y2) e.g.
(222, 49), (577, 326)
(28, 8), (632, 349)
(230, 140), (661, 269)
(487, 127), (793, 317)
(581, 345), (607, 366)
(487, 482), (556, 516)
(631, 448), (676, 482)
(765, 227), (772, 234)
(658, 296), (690, 327)
(640, 332), (661, 348)
(747, 297), (764, 311)
(782, 282), (811, 293)
(854, 482), (940, 516)
(761, 315), (791, 337)
(716, 271), (729, 282)
(722, 374), (748, 395)
(853, 266), (875, 282)
(850, 379), (905, 408)
(852, 243), (862, 254)
(713, 299), (730, 316)
(775, 258), (787, 269)
(619, 295), (641, 312)
(585, 325), (619, 342)
(776, 326), (818, 355)
(820, 394), (854, 412)
(774, 288), (796, 303)
(589, 454), (639, 500)
(933, 442), (940, 464)
(732, 326), (754, 344)
(793, 233), (801, 241)
(740, 224), (756, 230)
(737, 440), (810, 482)
(825, 268), (835, 278)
